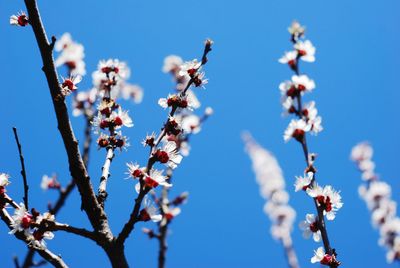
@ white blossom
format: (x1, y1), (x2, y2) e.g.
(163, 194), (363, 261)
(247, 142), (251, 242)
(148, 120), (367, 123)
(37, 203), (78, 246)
(294, 40), (316, 62)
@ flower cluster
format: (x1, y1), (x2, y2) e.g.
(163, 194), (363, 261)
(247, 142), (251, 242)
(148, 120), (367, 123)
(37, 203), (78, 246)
(351, 142), (400, 263)
(159, 52), (213, 157)
(92, 59), (143, 103)
(9, 202), (55, 249)
(279, 21), (322, 143)
(243, 133), (296, 241)
(128, 40), (212, 238)
(280, 21), (341, 267)
(91, 59), (135, 151)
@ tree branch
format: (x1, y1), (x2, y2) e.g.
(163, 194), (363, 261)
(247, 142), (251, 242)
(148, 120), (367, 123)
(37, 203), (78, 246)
(117, 40), (212, 245)
(23, 0), (111, 236)
(47, 222), (97, 241)
(12, 127), (29, 210)
(97, 147), (114, 206)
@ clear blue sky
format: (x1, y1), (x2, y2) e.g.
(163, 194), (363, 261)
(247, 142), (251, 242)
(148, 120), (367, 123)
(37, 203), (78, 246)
(1, 0), (400, 267)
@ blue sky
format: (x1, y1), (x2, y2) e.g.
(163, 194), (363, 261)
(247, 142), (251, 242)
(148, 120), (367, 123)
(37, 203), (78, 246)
(1, 0), (400, 267)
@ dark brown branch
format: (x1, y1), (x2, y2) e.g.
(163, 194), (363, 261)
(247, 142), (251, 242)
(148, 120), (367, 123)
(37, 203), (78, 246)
(12, 127), (29, 210)
(50, 114), (93, 215)
(47, 222), (97, 241)
(22, 250), (34, 268)
(116, 188), (148, 244)
(23, 0), (111, 236)
(13, 256), (20, 268)
(158, 186), (169, 268)
(0, 208), (68, 268)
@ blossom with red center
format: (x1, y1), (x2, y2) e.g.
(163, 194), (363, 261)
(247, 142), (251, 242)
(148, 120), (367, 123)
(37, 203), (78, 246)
(154, 142), (183, 169)
(294, 172), (313, 192)
(311, 247), (340, 267)
(10, 12), (29, 27)
(164, 116), (182, 136)
(97, 133), (110, 148)
(299, 213), (322, 242)
(160, 207), (181, 227)
(9, 203), (32, 234)
(40, 175), (61, 191)
(60, 75), (82, 96)
(292, 75), (315, 93)
(172, 192), (189, 206)
(30, 229), (54, 249)
(110, 107), (133, 129)
(126, 163), (144, 179)
(294, 40), (316, 62)
(164, 207), (181, 221)
(137, 169), (171, 192)
(158, 94), (198, 111)
(283, 119), (311, 142)
(279, 80), (298, 98)
(179, 59), (201, 78)
(138, 198), (162, 222)
(307, 185), (343, 220)
(279, 51), (298, 69)
(193, 72), (208, 88)
(97, 99), (118, 117)
(141, 132), (156, 147)
(98, 59), (130, 80)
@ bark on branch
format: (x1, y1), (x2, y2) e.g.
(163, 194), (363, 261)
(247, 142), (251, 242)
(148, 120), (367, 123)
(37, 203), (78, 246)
(23, 0), (111, 236)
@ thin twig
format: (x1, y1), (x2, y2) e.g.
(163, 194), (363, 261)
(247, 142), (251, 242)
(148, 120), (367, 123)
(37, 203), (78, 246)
(13, 256), (21, 268)
(12, 127), (29, 210)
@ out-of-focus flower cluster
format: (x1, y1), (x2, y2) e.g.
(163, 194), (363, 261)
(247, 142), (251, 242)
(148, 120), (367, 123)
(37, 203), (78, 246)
(243, 133), (296, 241)
(280, 21), (341, 267)
(351, 142), (400, 263)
